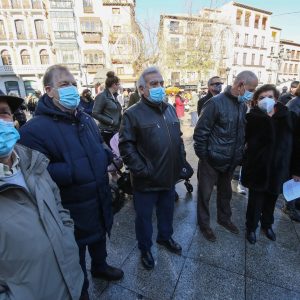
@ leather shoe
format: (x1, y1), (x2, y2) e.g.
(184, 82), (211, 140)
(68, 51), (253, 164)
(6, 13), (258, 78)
(157, 238), (182, 255)
(91, 265), (124, 281)
(246, 230), (256, 244)
(200, 227), (216, 242)
(262, 227), (276, 241)
(141, 251), (154, 270)
(218, 220), (239, 234)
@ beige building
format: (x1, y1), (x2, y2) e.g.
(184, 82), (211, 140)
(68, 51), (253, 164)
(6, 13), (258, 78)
(0, 0), (53, 96)
(0, 0), (141, 97)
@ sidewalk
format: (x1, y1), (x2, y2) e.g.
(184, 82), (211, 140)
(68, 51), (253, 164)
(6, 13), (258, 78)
(88, 119), (300, 300)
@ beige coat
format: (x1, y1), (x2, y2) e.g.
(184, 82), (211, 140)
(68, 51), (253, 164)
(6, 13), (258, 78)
(0, 144), (83, 300)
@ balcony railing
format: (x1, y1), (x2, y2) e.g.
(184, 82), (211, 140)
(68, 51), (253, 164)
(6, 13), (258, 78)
(169, 27), (184, 34)
(54, 31), (76, 39)
(82, 33), (102, 43)
(103, 0), (134, 6)
(86, 63), (104, 73)
(49, 0), (73, 9)
(17, 33), (27, 40)
(61, 63), (80, 71)
(83, 6), (94, 13)
(0, 65), (50, 75)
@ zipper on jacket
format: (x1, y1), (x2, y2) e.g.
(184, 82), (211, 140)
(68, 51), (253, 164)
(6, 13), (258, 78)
(162, 113), (174, 186)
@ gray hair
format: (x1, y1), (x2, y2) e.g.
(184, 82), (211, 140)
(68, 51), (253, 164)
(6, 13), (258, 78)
(43, 64), (70, 87)
(137, 66), (161, 88)
(234, 71), (258, 85)
(207, 76), (221, 86)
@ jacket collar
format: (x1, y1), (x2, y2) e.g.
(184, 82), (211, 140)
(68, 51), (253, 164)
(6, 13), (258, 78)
(224, 86), (239, 102)
(141, 96), (168, 113)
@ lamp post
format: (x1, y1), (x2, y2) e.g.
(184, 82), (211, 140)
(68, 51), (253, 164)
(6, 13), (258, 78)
(81, 64), (88, 88)
(225, 67), (231, 86)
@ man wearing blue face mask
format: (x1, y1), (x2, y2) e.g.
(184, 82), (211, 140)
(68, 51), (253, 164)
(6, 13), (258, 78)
(194, 71), (258, 242)
(119, 66), (187, 270)
(0, 93), (84, 300)
(18, 65), (124, 300)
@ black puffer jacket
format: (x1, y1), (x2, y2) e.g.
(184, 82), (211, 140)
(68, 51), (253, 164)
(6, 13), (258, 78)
(291, 115), (300, 177)
(193, 87), (247, 172)
(241, 103), (294, 194)
(119, 96), (186, 192)
(92, 89), (122, 132)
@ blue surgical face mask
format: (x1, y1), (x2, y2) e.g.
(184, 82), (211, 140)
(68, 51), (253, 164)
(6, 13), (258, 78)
(238, 89), (253, 103)
(258, 97), (275, 114)
(57, 85), (80, 110)
(0, 119), (20, 158)
(149, 87), (166, 103)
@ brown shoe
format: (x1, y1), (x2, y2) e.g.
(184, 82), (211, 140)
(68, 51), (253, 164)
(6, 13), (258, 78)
(200, 227), (217, 242)
(218, 220), (239, 234)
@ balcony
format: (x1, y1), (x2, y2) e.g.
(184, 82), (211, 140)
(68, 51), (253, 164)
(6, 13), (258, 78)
(22, 0), (31, 9)
(54, 31), (76, 39)
(1, 0), (10, 9)
(103, 0), (134, 6)
(111, 53), (132, 64)
(86, 64), (104, 74)
(61, 63), (80, 71)
(83, 6), (94, 13)
(32, 1), (43, 9)
(49, 0), (73, 9)
(0, 65), (49, 75)
(169, 27), (184, 34)
(82, 32), (102, 43)
(16, 33), (27, 40)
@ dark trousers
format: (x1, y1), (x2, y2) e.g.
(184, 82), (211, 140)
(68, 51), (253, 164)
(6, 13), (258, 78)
(246, 189), (278, 231)
(133, 187), (175, 252)
(197, 159), (233, 229)
(79, 238), (107, 294)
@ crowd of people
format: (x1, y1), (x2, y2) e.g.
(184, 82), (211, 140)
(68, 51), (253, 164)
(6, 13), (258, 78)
(0, 64), (299, 300)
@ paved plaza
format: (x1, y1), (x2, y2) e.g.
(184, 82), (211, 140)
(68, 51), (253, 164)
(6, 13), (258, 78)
(88, 121), (300, 300)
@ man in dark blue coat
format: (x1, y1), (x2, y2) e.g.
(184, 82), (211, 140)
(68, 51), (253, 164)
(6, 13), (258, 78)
(19, 65), (124, 300)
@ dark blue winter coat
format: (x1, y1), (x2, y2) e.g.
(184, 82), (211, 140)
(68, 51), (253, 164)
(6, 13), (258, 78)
(19, 94), (113, 245)
(78, 97), (94, 116)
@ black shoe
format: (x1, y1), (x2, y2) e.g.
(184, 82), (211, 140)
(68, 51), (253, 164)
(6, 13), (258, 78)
(282, 206), (300, 222)
(246, 230), (256, 244)
(262, 227), (276, 241)
(91, 265), (124, 281)
(200, 227), (217, 242)
(217, 220), (239, 234)
(157, 238), (182, 255)
(141, 251), (154, 270)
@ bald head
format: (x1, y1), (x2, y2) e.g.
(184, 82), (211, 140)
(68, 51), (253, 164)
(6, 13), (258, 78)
(234, 71), (258, 86)
(231, 70), (258, 98)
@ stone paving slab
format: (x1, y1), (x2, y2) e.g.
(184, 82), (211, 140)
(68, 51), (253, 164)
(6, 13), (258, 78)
(88, 123), (300, 299)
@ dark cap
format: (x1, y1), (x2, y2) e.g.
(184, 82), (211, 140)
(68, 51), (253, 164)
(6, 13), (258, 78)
(0, 90), (24, 113)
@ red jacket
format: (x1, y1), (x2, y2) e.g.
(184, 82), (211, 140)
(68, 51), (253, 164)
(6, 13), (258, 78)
(175, 96), (185, 118)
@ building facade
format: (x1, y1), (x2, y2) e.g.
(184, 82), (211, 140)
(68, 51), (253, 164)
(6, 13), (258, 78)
(0, 0), (141, 97)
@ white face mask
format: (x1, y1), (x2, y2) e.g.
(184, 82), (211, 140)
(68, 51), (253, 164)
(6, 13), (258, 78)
(258, 97), (276, 114)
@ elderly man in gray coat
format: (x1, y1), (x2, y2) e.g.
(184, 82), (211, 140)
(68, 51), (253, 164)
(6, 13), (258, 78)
(0, 93), (84, 300)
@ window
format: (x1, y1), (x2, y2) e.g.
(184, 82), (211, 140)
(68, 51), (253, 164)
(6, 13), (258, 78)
(244, 34), (248, 46)
(254, 15), (260, 29)
(262, 17), (267, 30)
(61, 50), (75, 63)
(116, 67), (124, 75)
(21, 49), (31, 64)
(169, 21), (180, 33)
(4, 81), (20, 96)
(24, 80), (36, 96)
(243, 53), (247, 65)
(187, 38), (195, 48)
(236, 9), (242, 25)
(1, 50), (12, 65)
(187, 72), (196, 81)
(251, 53), (255, 65)
(261, 36), (265, 48)
(0, 20), (5, 38)
(83, 0), (93, 13)
(289, 64), (293, 74)
(259, 54), (263, 66)
(39, 49), (49, 64)
(11, 0), (21, 8)
(112, 7), (120, 14)
(297, 51), (300, 60)
(234, 52), (238, 65)
(15, 19), (26, 39)
(84, 52), (103, 64)
(170, 37), (179, 48)
(244, 11), (250, 27)
(31, 0), (42, 9)
(234, 33), (239, 46)
(291, 50), (295, 59)
(253, 35), (257, 47)
(270, 46), (274, 55)
(294, 64), (298, 74)
(271, 31), (277, 42)
(113, 26), (121, 33)
(283, 63), (288, 74)
(34, 19), (45, 39)
(258, 71), (261, 81)
(81, 20), (102, 33)
(187, 22), (194, 34)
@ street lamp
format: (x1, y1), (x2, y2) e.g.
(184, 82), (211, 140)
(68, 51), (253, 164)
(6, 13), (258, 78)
(225, 67), (231, 86)
(81, 64), (88, 88)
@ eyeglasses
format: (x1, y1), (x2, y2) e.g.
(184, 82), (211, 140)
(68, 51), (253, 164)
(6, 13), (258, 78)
(210, 82), (223, 86)
(149, 80), (164, 86)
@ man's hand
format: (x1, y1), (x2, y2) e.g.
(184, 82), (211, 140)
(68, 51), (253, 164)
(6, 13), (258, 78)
(292, 175), (300, 182)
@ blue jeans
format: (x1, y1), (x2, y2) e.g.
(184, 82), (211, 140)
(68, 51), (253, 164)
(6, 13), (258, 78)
(133, 187), (175, 251)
